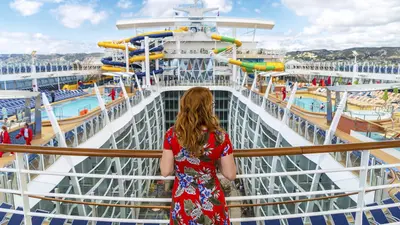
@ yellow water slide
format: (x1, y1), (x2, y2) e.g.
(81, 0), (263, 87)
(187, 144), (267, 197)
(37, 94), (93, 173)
(98, 27), (188, 72)
(210, 34), (284, 72)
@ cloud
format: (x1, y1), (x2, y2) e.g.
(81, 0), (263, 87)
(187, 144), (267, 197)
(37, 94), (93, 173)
(10, 0), (43, 16)
(9, 0), (65, 16)
(280, 0), (400, 50)
(271, 2), (280, 7)
(138, 0), (232, 17)
(117, 0), (133, 9)
(52, 3), (108, 28)
(0, 31), (99, 54)
(240, 7), (249, 12)
(254, 8), (261, 14)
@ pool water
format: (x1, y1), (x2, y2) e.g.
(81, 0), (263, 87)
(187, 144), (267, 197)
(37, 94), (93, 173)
(41, 96), (112, 120)
(294, 97), (333, 113)
(294, 97), (391, 120)
(343, 111), (391, 120)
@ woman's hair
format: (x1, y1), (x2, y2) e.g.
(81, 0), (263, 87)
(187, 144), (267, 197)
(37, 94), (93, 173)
(175, 87), (222, 157)
(1, 126), (7, 131)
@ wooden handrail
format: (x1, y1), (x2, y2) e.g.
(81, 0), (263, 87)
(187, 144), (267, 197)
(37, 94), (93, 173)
(24, 169), (397, 210)
(0, 140), (399, 158)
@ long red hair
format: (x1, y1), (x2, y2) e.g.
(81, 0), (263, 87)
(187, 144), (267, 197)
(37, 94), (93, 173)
(175, 87), (222, 157)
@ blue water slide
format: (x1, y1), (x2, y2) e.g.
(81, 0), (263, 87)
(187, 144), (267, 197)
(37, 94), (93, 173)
(101, 57), (142, 69)
(130, 32), (174, 46)
(129, 45), (164, 56)
(135, 68), (164, 77)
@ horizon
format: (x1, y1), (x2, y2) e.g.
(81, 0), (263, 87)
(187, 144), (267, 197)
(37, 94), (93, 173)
(1, 0), (399, 54)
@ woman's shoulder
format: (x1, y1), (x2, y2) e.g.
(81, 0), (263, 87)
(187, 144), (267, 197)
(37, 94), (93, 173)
(210, 129), (228, 144)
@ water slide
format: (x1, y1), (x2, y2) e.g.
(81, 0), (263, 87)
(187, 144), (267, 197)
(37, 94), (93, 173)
(98, 27), (188, 74)
(210, 34), (284, 73)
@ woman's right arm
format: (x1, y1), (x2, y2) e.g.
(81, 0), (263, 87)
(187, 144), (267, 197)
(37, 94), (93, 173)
(219, 154), (236, 181)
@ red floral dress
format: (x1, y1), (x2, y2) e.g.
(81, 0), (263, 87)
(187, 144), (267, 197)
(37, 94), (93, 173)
(164, 127), (233, 225)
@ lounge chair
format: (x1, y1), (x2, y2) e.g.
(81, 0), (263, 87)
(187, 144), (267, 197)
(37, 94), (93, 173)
(310, 215), (327, 225)
(264, 219), (281, 225)
(287, 217), (304, 225)
(383, 198), (400, 220)
(49, 218), (66, 225)
(0, 203), (12, 222)
(8, 207), (24, 225)
(32, 209), (49, 225)
(331, 213), (350, 225)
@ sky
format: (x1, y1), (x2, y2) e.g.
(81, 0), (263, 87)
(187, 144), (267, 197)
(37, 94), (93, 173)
(0, 0), (399, 54)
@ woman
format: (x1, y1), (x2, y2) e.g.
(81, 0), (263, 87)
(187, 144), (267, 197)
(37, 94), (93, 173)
(0, 126), (13, 157)
(160, 87), (236, 225)
(16, 123), (33, 145)
(108, 88), (116, 101)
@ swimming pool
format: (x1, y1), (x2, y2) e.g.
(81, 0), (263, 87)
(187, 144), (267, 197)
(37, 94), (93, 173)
(294, 97), (333, 113)
(343, 110), (391, 120)
(41, 96), (112, 120)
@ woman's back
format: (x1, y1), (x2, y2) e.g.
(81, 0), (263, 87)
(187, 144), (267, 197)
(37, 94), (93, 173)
(164, 127), (233, 224)
(160, 87), (236, 224)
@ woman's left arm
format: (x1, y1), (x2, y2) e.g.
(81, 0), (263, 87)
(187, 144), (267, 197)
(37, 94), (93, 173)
(160, 149), (174, 177)
(161, 128), (174, 177)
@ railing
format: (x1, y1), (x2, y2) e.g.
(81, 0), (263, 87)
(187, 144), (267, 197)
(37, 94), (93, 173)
(3, 80), (395, 184)
(286, 62), (400, 75)
(163, 48), (284, 57)
(0, 64), (101, 76)
(0, 141), (399, 224)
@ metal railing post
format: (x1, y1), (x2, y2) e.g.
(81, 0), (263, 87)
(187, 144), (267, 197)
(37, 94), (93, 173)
(55, 188), (61, 214)
(90, 192), (96, 225)
(329, 185), (335, 210)
(7, 180), (14, 206)
(0, 174), (5, 203)
(15, 153), (32, 225)
(355, 150), (370, 225)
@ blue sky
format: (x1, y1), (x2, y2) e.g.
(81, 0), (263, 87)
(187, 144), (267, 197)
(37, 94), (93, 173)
(0, 0), (399, 54)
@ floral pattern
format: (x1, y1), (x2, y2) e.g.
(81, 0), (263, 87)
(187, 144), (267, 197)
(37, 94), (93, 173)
(164, 127), (233, 225)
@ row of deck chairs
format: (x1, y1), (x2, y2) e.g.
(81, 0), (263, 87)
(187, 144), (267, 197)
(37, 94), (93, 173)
(0, 203), (111, 225)
(246, 192), (400, 225)
(0, 192), (399, 225)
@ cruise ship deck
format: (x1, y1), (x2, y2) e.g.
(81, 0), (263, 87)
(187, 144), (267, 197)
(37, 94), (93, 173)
(0, 1), (400, 225)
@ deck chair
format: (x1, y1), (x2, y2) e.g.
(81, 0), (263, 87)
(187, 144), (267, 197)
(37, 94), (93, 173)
(49, 217), (66, 225)
(351, 212), (371, 225)
(287, 217), (304, 225)
(8, 207), (24, 225)
(264, 219), (281, 225)
(367, 203), (393, 224)
(32, 209), (48, 225)
(310, 216), (327, 225)
(382, 198), (400, 220)
(240, 222), (256, 225)
(96, 221), (112, 225)
(331, 213), (350, 225)
(0, 203), (12, 222)
(120, 223), (135, 225)
(395, 192), (400, 201)
(72, 219), (89, 225)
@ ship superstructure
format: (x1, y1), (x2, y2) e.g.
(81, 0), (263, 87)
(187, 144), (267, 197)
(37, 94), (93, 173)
(0, 1), (399, 225)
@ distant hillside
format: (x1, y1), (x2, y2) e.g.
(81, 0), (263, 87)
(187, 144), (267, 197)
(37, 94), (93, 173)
(285, 47), (400, 62)
(0, 53), (104, 64)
